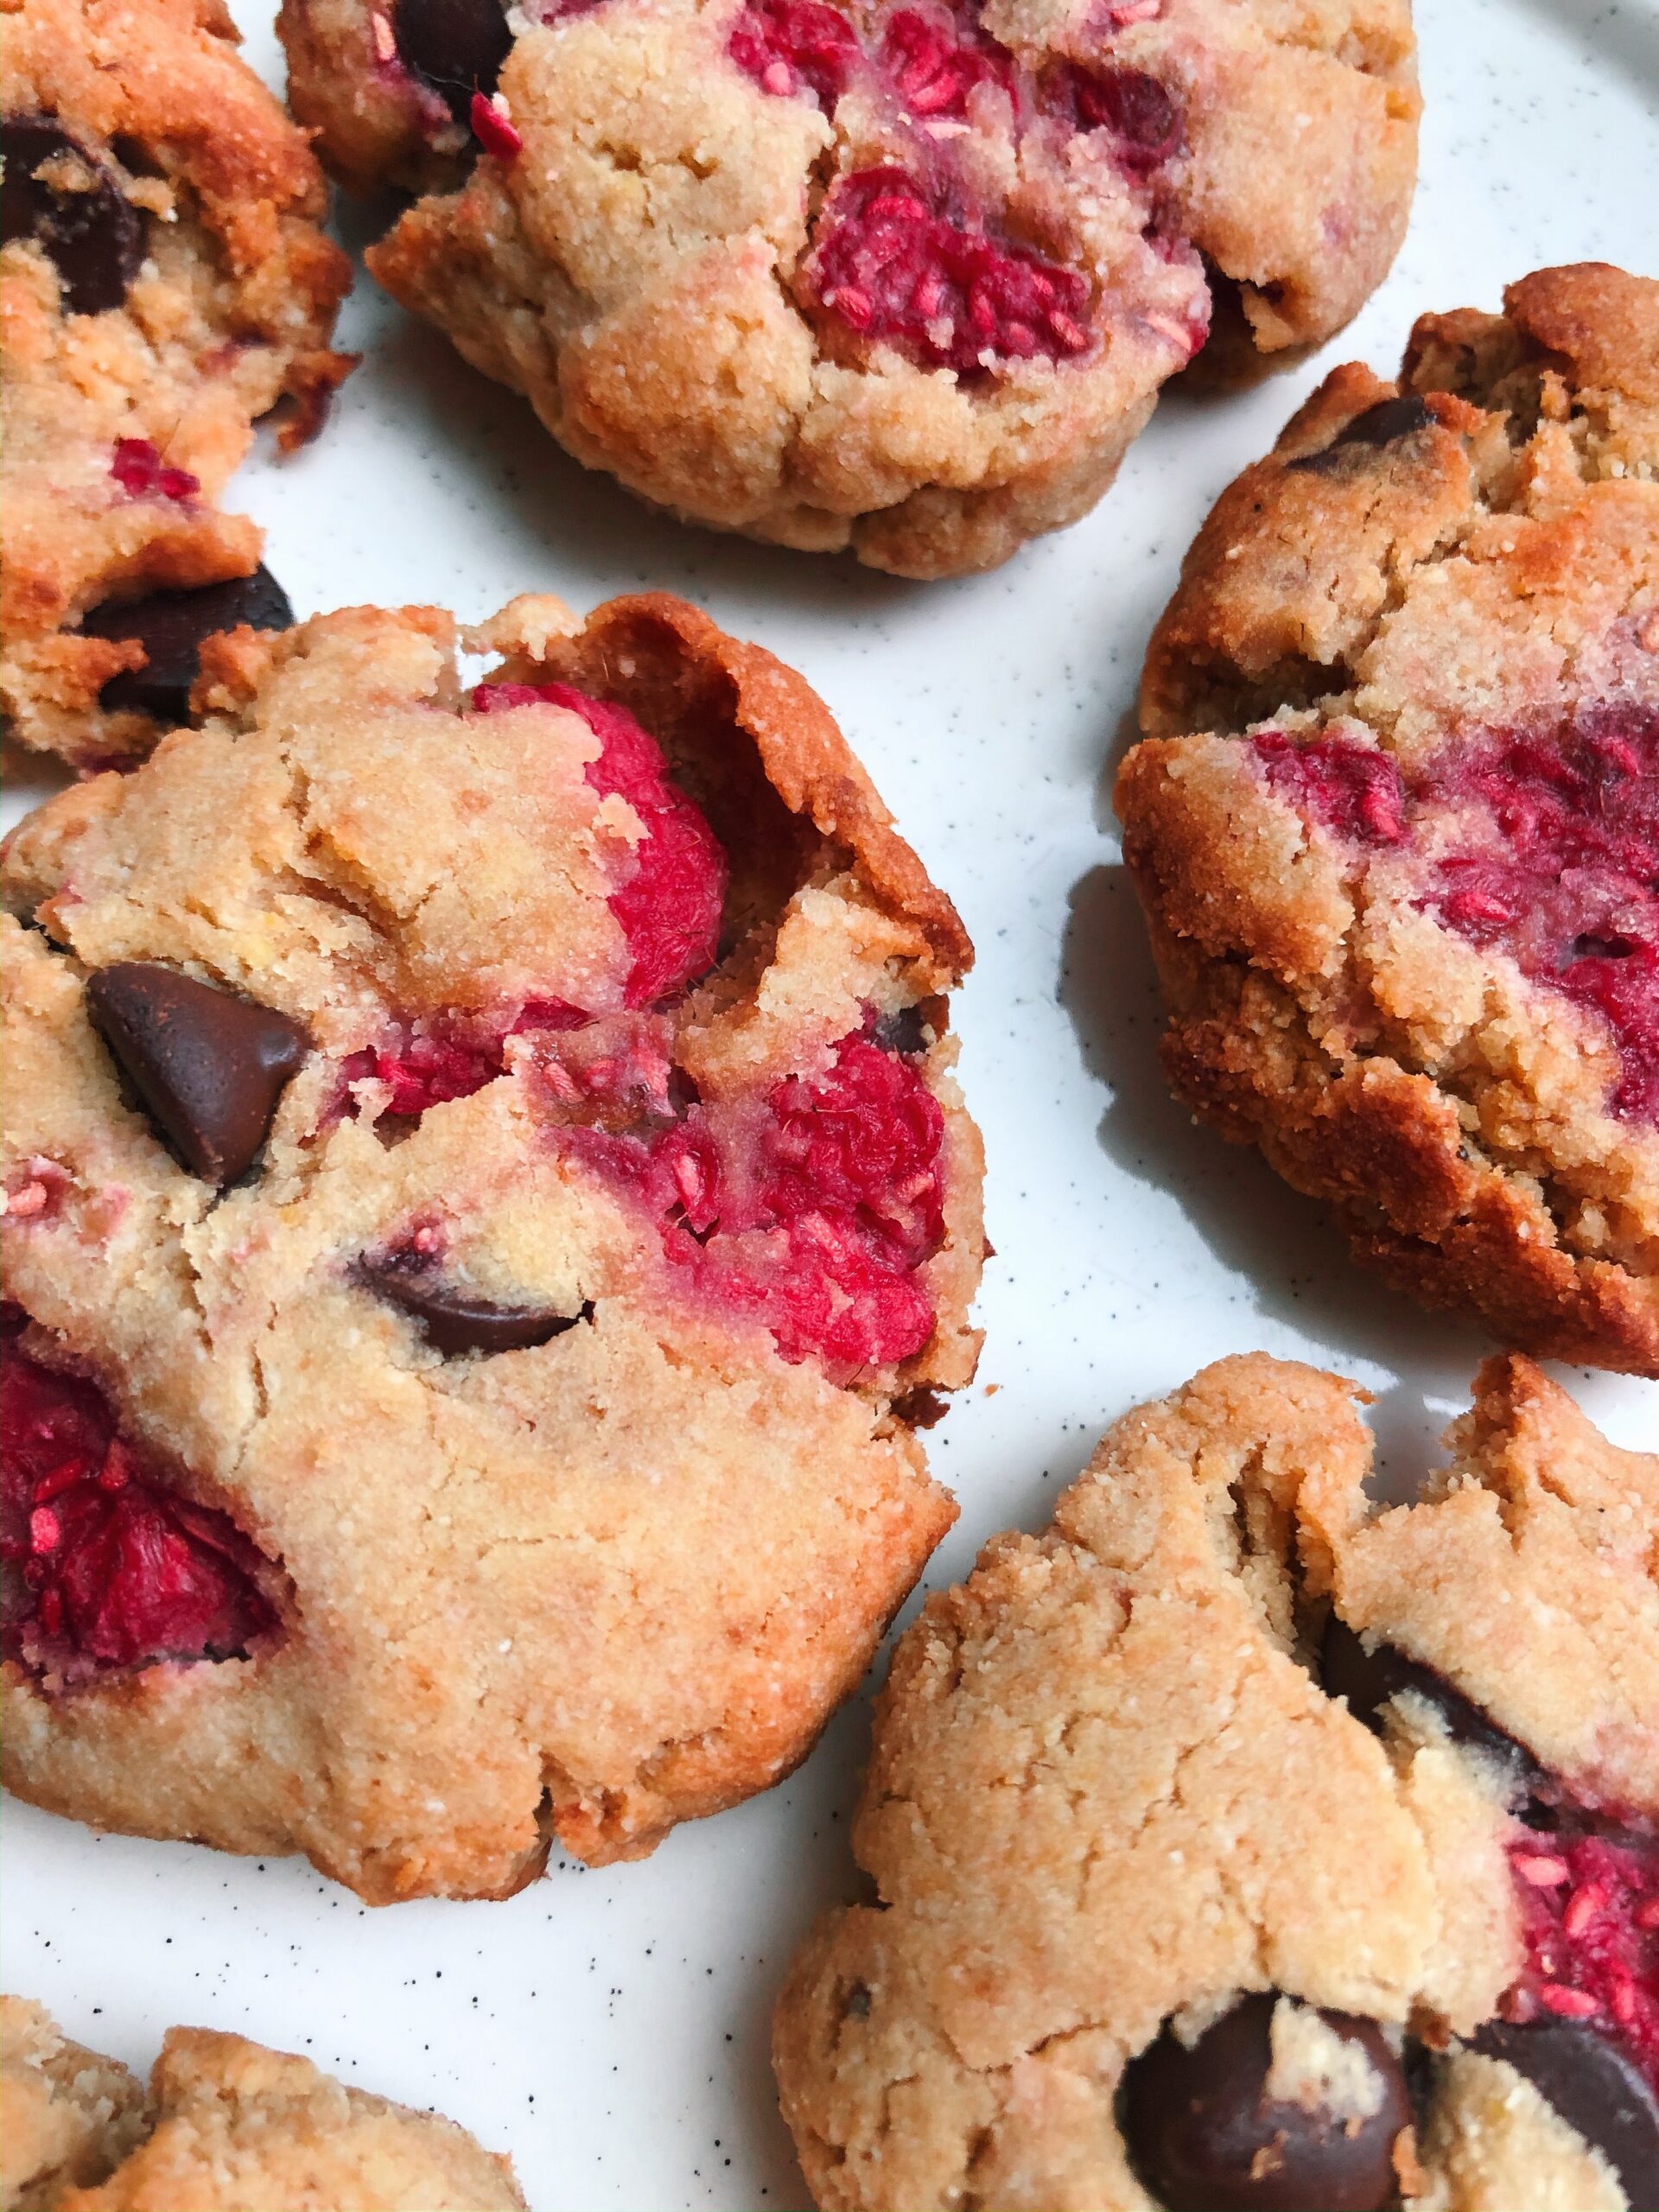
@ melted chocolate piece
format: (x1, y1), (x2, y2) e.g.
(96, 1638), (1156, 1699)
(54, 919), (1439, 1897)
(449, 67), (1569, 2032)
(1319, 1618), (1543, 1789)
(86, 964), (308, 1186)
(364, 1267), (594, 1357)
(1287, 394), (1435, 474)
(1120, 1993), (1410, 2212)
(393, 0), (513, 118)
(1471, 2020), (1659, 2200)
(81, 568), (293, 724)
(873, 1004), (931, 1056)
(0, 116), (145, 316)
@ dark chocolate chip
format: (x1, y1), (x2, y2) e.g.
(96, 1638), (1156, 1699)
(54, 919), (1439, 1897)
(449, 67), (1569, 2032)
(393, 0), (513, 118)
(1287, 394), (1435, 474)
(364, 1268), (594, 1357)
(873, 1004), (930, 1057)
(86, 964), (308, 1186)
(891, 1385), (950, 1430)
(1470, 2020), (1659, 2201)
(842, 1982), (873, 2020)
(80, 568), (294, 726)
(1319, 1617), (1543, 1789)
(1119, 1992), (1410, 2212)
(1, 116), (145, 316)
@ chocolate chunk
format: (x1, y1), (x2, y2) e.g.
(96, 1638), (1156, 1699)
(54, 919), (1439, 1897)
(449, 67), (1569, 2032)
(1287, 394), (1435, 474)
(364, 1268), (594, 1357)
(393, 0), (513, 119)
(1120, 1993), (1410, 2212)
(0, 116), (145, 316)
(873, 1004), (931, 1057)
(80, 568), (293, 725)
(1319, 1617), (1542, 1789)
(1471, 2021), (1659, 2200)
(86, 964), (308, 1186)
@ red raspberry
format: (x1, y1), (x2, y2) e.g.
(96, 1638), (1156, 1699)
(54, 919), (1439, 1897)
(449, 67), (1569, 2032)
(1252, 729), (1408, 846)
(804, 166), (1091, 378)
(1049, 60), (1182, 166)
(878, 6), (1013, 120)
(372, 687), (728, 1115)
(1507, 1832), (1659, 2099)
(110, 438), (200, 502)
(728, 0), (861, 107)
(562, 1028), (948, 1374)
(1, 1321), (278, 1679)
(1418, 709), (1659, 1121)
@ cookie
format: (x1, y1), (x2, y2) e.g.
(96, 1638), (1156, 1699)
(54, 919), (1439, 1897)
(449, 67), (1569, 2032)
(1116, 264), (1659, 1374)
(0, 589), (984, 1901)
(0, 1996), (524, 2210)
(773, 1352), (1659, 2212)
(1, 0), (354, 768)
(276, 0), (1418, 578)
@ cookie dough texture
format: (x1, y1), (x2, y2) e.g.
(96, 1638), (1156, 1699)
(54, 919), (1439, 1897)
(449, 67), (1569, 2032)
(278, 0), (1417, 577)
(0, 1998), (523, 2211)
(1116, 264), (1659, 1373)
(0, 591), (984, 1900)
(772, 1352), (1659, 2211)
(0, 0), (353, 766)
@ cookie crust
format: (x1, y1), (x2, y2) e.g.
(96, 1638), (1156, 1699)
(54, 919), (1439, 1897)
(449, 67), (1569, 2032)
(1117, 264), (1659, 1372)
(0, 0), (354, 766)
(0, 591), (983, 1898)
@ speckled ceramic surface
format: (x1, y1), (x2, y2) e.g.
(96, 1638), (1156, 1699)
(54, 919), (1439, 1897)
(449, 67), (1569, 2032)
(2, 3), (1656, 2204)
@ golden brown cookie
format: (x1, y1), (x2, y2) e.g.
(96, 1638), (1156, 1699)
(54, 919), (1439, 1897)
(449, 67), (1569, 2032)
(276, 0), (1418, 577)
(773, 1353), (1659, 2212)
(0, 590), (984, 1900)
(0, 0), (354, 767)
(1117, 264), (1659, 1374)
(0, 1998), (524, 2211)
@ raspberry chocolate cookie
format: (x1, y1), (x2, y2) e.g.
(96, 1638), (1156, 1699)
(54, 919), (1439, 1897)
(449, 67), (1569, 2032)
(1116, 264), (1659, 1374)
(0, 590), (983, 1901)
(0, 1996), (524, 2209)
(774, 1353), (1659, 2212)
(1, 0), (353, 768)
(276, 0), (1418, 578)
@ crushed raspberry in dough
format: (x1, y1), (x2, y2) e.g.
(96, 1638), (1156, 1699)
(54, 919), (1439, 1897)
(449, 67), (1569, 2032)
(1254, 706), (1659, 1120)
(368, 683), (728, 1115)
(566, 1031), (946, 1371)
(1507, 1830), (1659, 2098)
(803, 166), (1091, 377)
(0, 1322), (277, 1680)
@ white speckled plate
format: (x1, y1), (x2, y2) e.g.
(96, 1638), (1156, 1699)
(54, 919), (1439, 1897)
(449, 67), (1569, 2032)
(3, 4), (1656, 2204)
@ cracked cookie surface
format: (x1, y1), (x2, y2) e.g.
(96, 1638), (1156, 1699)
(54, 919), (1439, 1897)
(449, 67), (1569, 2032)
(772, 1352), (1659, 2212)
(0, 588), (984, 1900)
(276, 0), (1417, 577)
(1116, 264), (1659, 1373)
(1, 0), (354, 768)
(0, 1996), (524, 2209)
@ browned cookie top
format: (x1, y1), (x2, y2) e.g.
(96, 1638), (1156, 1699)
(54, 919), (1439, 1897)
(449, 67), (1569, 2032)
(1117, 264), (1659, 1373)
(773, 1353), (1659, 2212)
(0, 592), (985, 1900)
(0, 0), (354, 767)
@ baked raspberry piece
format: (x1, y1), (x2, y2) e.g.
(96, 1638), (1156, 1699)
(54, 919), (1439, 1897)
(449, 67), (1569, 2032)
(775, 1353), (1659, 2212)
(0, 1999), (525, 2210)
(1119, 264), (1659, 1373)
(0, 0), (354, 768)
(0, 1321), (280, 1681)
(0, 590), (984, 1899)
(278, 0), (1416, 576)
